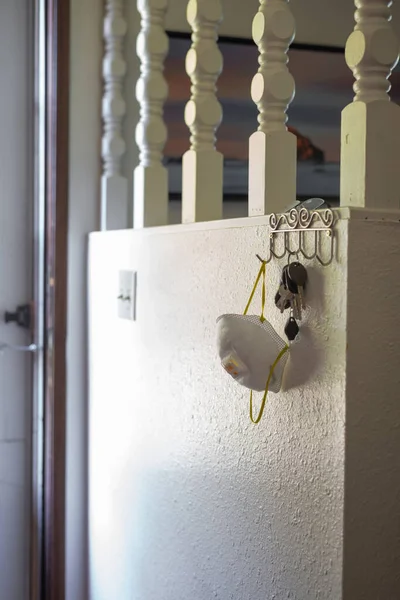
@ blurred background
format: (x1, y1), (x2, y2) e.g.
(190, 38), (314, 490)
(164, 35), (400, 211)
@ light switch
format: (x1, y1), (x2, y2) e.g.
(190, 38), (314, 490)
(118, 270), (137, 320)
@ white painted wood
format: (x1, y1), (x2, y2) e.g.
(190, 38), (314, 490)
(248, 0), (297, 216)
(182, 0), (223, 223)
(123, 1), (141, 228)
(101, 0), (128, 230)
(134, 0), (169, 228)
(68, 0), (104, 597)
(341, 0), (400, 209)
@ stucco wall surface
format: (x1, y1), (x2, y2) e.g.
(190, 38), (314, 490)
(343, 218), (400, 599)
(88, 216), (347, 600)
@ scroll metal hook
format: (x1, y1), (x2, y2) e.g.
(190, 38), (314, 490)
(270, 232), (286, 260)
(316, 230), (334, 266)
(299, 230), (318, 260)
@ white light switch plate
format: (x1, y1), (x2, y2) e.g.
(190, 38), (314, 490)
(118, 270), (137, 320)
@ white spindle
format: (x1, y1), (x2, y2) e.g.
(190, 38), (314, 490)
(101, 0), (128, 231)
(134, 0), (169, 228)
(248, 0), (296, 216)
(341, 0), (400, 209)
(182, 0), (223, 223)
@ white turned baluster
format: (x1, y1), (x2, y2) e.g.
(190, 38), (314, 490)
(101, 0), (128, 231)
(341, 0), (400, 209)
(182, 0), (223, 223)
(134, 0), (169, 228)
(248, 0), (296, 216)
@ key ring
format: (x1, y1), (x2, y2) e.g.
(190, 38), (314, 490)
(287, 248), (300, 264)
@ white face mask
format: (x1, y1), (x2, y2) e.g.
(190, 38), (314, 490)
(216, 263), (289, 424)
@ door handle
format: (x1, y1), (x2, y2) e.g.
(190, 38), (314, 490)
(4, 303), (32, 329)
(0, 342), (39, 354)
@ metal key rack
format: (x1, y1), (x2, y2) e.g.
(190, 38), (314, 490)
(257, 207), (335, 266)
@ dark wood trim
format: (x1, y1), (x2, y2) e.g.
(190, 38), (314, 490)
(166, 30), (345, 53)
(43, 0), (70, 597)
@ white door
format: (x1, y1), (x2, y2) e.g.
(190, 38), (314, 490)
(0, 1), (35, 598)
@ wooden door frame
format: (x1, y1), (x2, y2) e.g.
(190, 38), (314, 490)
(40, 0), (70, 597)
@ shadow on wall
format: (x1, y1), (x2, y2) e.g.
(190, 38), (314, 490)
(284, 266), (326, 391)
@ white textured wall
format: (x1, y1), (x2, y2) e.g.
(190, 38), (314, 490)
(343, 216), (400, 598)
(88, 216), (347, 599)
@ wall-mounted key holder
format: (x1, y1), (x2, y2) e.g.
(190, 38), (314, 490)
(216, 206), (336, 424)
(257, 206), (335, 267)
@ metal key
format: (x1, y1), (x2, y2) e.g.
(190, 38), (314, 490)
(290, 291), (301, 321)
(275, 289), (288, 311)
(276, 284), (293, 313)
(283, 266), (302, 320)
(275, 266), (292, 312)
(283, 265), (296, 294)
(288, 261), (307, 310)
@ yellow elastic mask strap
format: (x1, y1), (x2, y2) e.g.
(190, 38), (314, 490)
(243, 262), (266, 322)
(249, 345), (289, 424)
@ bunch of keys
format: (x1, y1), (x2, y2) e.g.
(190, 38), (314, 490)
(275, 261), (308, 340)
